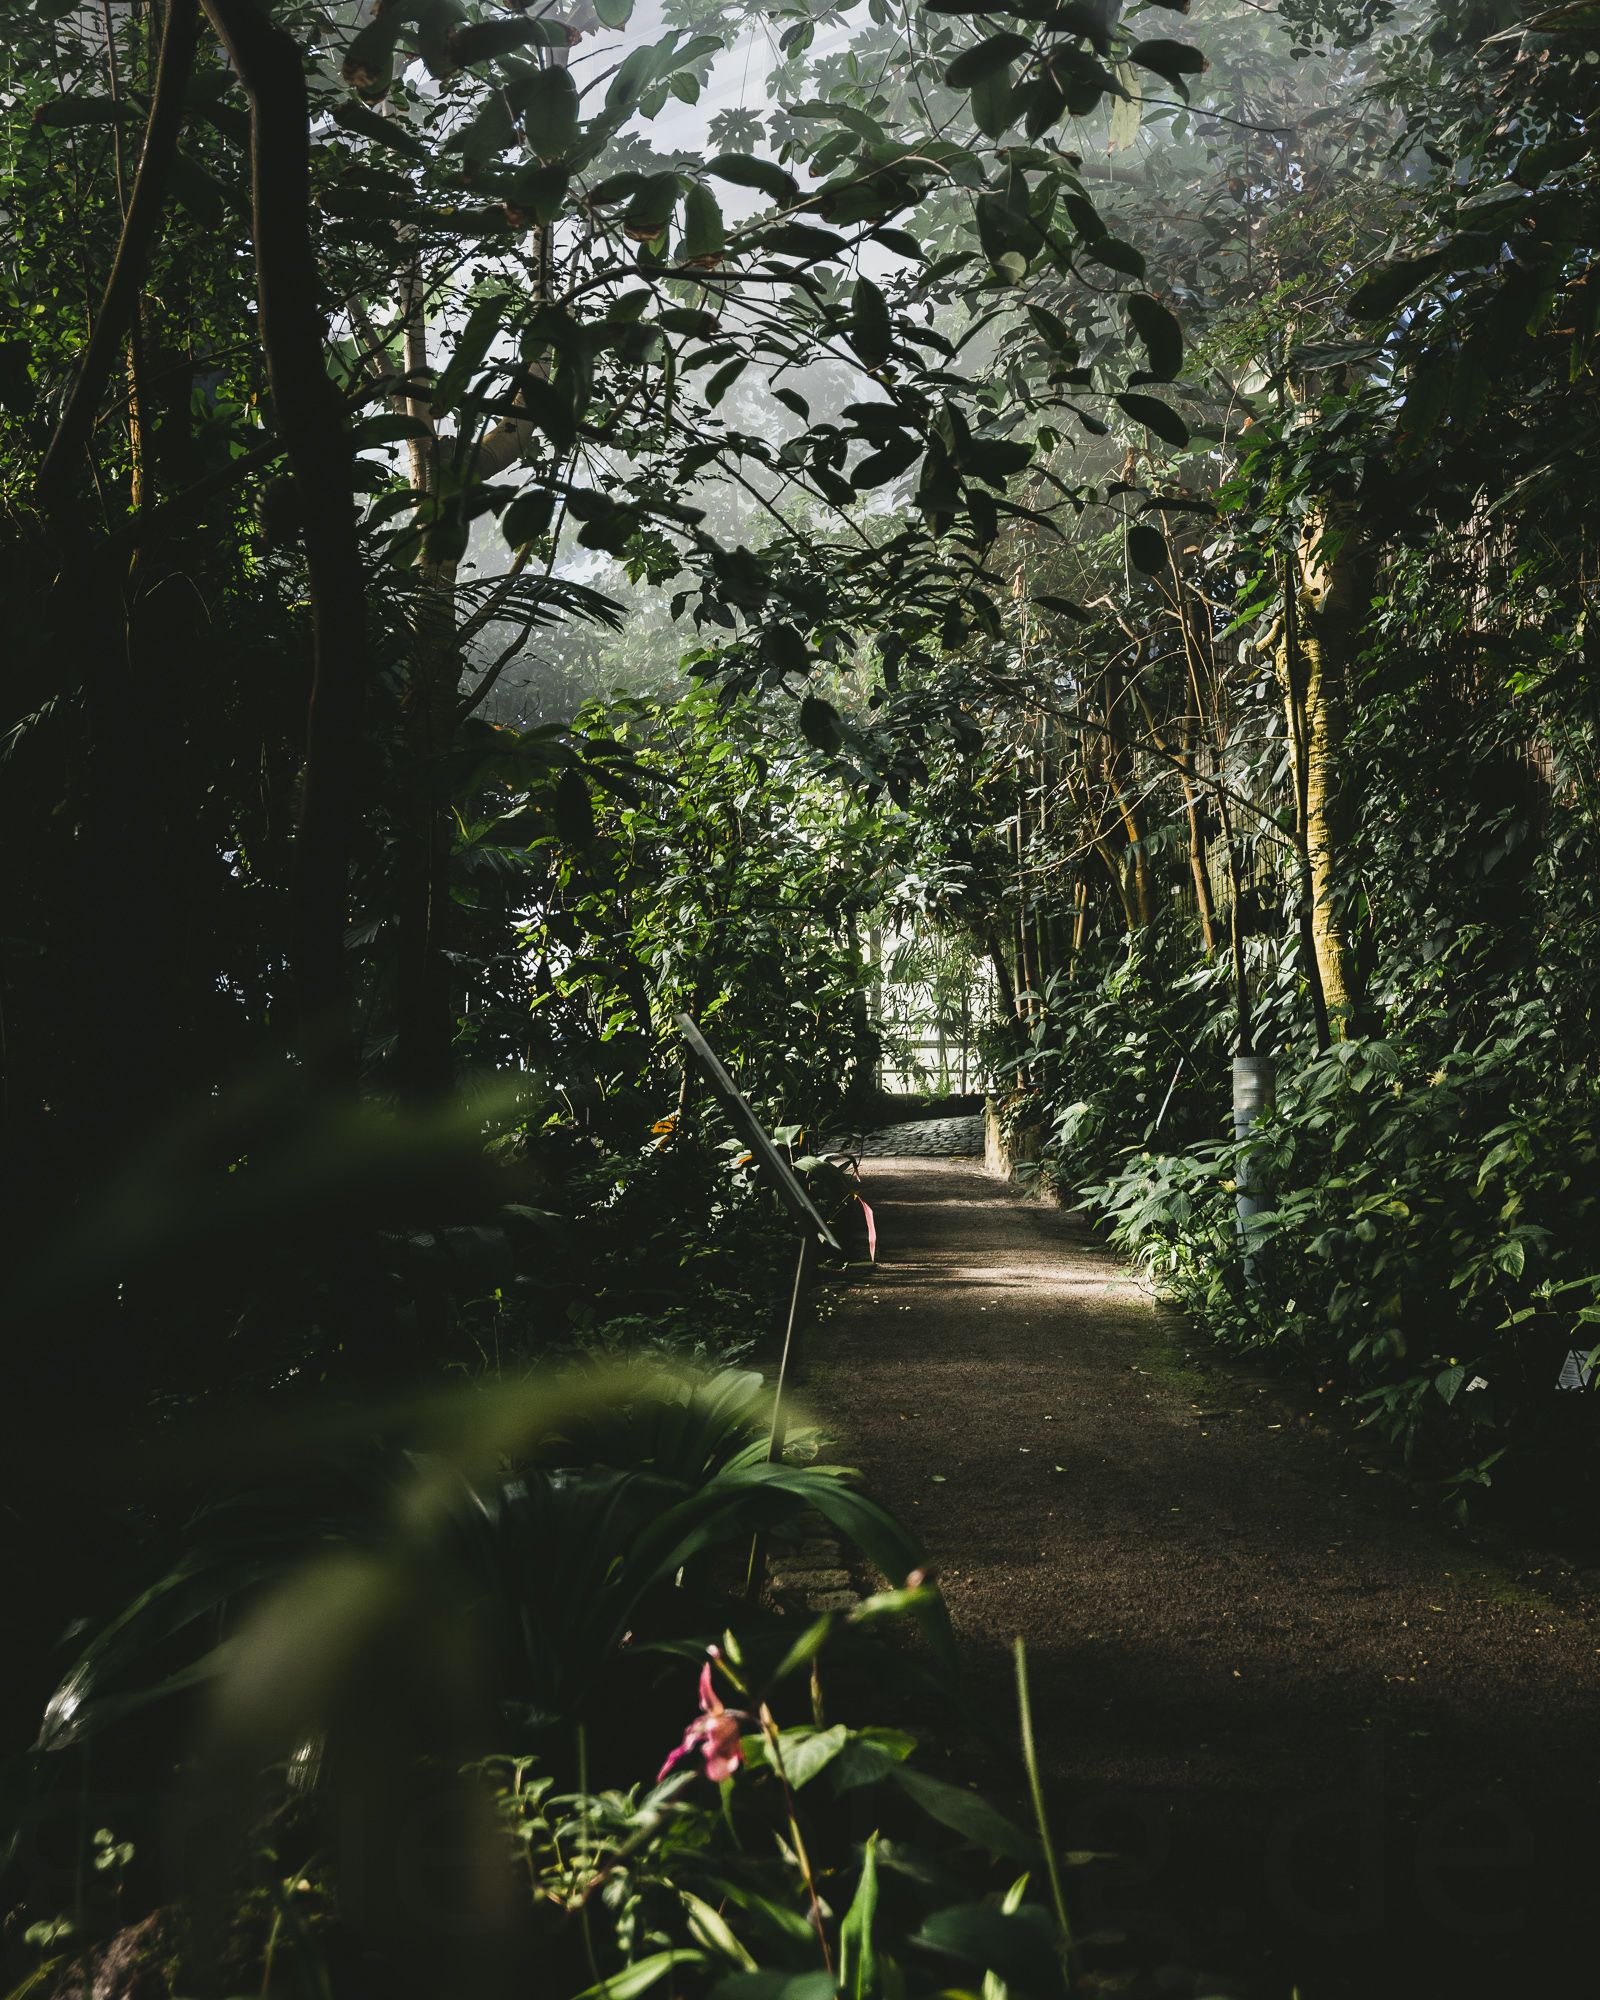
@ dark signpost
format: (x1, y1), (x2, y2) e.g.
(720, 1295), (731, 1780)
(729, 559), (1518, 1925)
(675, 1013), (839, 1514)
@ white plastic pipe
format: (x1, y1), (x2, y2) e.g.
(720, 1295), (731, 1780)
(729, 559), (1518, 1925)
(1232, 1054), (1276, 1279)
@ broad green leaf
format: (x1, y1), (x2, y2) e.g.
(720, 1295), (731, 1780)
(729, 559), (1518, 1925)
(1127, 522), (1168, 574)
(851, 275), (893, 369)
(1024, 69), (1068, 139)
(705, 356), (747, 406)
(764, 623), (810, 675)
(800, 696), (844, 753)
(606, 39), (669, 118)
(946, 31), (1031, 86)
(587, 170), (652, 206)
(355, 413), (434, 448)
(1033, 593), (1091, 622)
(503, 490), (556, 546)
(1107, 64), (1141, 152)
(1128, 37), (1207, 87)
(1493, 1237), (1526, 1278)
(447, 19), (556, 68)
(554, 767), (595, 847)
(1027, 303), (1074, 354)
(1115, 391), (1189, 448)
(768, 1611), (833, 1684)
(852, 437), (922, 489)
(892, 1766), (1037, 1860)
(32, 95), (135, 129)
(705, 153), (800, 203)
(913, 1904), (1062, 1993)
(507, 373), (577, 451)
(971, 64), (1017, 140)
(838, 1832), (880, 2000)
(711, 1975), (835, 2000)
(447, 91), (516, 163)
(1082, 235), (1146, 279)
(828, 1730), (916, 1793)
(1348, 251), (1447, 318)
(523, 64), (582, 158)
(681, 182), (727, 265)
(573, 1951), (706, 2000)
(342, 14), (404, 99)
(681, 1892), (756, 1969)
(850, 1581), (940, 1621)
(623, 171), (681, 242)
(963, 435), (1032, 483)
(758, 220), (849, 262)
(432, 295), (506, 415)
(503, 161), (572, 228)
(984, 1874), (1034, 2000)
(772, 1722), (850, 1787)
(331, 98), (426, 158)
(1126, 294), (1182, 380)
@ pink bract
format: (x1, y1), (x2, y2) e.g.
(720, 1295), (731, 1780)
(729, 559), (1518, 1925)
(657, 1658), (745, 1784)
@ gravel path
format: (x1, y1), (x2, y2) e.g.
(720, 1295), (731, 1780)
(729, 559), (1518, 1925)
(807, 1156), (1600, 2000)
(830, 1114), (984, 1158)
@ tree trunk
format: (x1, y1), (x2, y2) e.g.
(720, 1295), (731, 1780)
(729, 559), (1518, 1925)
(1277, 509), (1370, 1039)
(396, 558), (460, 1099)
(1180, 714), (1218, 953)
(36, 0), (198, 511)
(202, 0), (367, 1085)
(388, 34), (573, 1093)
(1103, 687), (1153, 927)
(1215, 790), (1254, 1057)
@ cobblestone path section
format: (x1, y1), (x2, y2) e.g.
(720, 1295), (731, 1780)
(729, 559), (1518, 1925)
(831, 1113), (984, 1157)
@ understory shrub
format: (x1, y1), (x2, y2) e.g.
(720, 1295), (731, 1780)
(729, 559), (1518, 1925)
(12, 1624), (1098, 2000)
(1082, 1024), (1600, 1505)
(3, 1370), (1122, 2000)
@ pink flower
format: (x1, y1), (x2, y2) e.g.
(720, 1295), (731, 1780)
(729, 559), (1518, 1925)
(658, 1659), (745, 1784)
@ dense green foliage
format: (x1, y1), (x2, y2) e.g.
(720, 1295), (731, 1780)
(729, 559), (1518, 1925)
(6, 0), (1600, 1991)
(904, 0), (1600, 1508)
(0, 0), (1196, 1990)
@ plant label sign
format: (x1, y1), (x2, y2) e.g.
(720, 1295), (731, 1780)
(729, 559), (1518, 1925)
(676, 1012), (841, 1253)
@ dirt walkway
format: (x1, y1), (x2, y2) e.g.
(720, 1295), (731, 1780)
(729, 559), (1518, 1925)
(807, 1157), (1600, 2000)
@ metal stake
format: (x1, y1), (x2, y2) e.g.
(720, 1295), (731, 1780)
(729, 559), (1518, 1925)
(747, 1231), (820, 1598)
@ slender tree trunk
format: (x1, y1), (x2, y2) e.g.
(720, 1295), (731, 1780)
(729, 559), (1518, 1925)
(1013, 763), (1034, 1018)
(985, 926), (1019, 1026)
(1103, 687), (1153, 928)
(1179, 715), (1218, 953)
(36, 0), (198, 510)
(1132, 680), (1217, 953)
(1034, 723), (1056, 990)
(202, 0), (367, 1085)
(396, 560), (460, 1098)
(1095, 835), (1138, 931)
(1277, 514), (1368, 1041)
(389, 36), (572, 1093)
(31, 2), (198, 1162)
(1216, 790), (1254, 1056)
